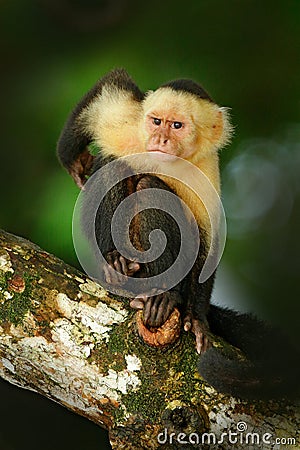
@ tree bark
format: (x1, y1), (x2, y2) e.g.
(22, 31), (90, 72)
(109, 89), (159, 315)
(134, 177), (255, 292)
(0, 229), (299, 449)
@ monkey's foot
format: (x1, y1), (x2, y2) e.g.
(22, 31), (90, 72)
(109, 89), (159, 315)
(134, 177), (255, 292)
(104, 250), (140, 284)
(183, 314), (210, 354)
(130, 290), (181, 328)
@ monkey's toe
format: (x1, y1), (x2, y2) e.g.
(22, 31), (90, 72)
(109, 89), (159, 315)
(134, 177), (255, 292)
(184, 315), (210, 354)
(143, 291), (181, 328)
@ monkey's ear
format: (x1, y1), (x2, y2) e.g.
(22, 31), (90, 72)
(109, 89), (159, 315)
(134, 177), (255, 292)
(211, 107), (233, 150)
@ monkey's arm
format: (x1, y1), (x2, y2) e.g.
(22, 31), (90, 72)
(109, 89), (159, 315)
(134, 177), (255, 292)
(57, 77), (107, 188)
(57, 68), (144, 188)
(81, 157), (142, 281)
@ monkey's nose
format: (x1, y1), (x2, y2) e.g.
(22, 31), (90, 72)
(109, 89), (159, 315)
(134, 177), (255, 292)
(159, 132), (169, 145)
(153, 133), (168, 146)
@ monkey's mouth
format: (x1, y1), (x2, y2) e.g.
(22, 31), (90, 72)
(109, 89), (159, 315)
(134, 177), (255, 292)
(147, 149), (178, 161)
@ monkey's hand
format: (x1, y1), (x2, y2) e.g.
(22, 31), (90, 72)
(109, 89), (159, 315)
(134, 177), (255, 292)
(183, 313), (210, 354)
(104, 250), (140, 284)
(68, 148), (95, 189)
(130, 290), (181, 329)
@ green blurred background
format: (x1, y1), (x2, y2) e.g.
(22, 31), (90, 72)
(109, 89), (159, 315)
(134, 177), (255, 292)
(0, 1), (299, 449)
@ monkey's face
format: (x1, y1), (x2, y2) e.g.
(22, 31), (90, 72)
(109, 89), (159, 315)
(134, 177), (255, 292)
(142, 87), (231, 162)
(144, 111), (197, 161)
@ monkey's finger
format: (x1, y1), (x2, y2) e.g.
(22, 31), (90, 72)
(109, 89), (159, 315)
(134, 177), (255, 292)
(143, 298), (154, 326)
(127, 262), (140, 275)
(202, 336), (211, 353)
(103, 265), (111, 284)
(113, 256), (123, 274)
(191, 319), (204, 354)
(137, 289), (161, 324)
(154, 299), (166, 326)
(106, 252), (124, 283)
(75, 175), (85, 190)
(192, 320), (210, 354)
(197, 333), (210, 354)
(108, 265), (121, 284)
(195, 331), (204, 355)
(183, 314), (192, 332)
(154, 295), (173, 327)
(147, 295), (163, 327)
(164, 297), (176, 322)
(149, 294), (170, 327)
(105, 259), (123, 284)
(69, 165), (85, 190)
(134, 293), (147, 301)
(184, 322), (192, 332)
(130, 299), (144, 310)
(106, 253), (115, 269)
(119, 256), (128, 275)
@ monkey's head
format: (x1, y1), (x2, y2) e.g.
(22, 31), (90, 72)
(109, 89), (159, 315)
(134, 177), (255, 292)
(142, 82), (232, 163)
(70, 71), (232, 180)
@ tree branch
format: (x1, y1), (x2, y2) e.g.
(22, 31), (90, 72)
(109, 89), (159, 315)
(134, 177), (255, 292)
(0, 230), (299, 449)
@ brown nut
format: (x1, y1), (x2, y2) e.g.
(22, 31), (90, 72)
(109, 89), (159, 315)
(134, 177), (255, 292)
(136, 308), (181, 348)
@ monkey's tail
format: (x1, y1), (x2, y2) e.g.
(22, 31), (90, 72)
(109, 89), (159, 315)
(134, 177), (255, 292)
(198, 304), (300, 400)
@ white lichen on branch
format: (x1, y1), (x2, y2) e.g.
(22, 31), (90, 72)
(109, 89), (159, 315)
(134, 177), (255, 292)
(55, 292), (127, 350)
(0, 253), (14, 273)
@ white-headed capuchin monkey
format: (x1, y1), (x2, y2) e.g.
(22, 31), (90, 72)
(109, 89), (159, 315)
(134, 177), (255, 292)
(57, 68), (300, 400)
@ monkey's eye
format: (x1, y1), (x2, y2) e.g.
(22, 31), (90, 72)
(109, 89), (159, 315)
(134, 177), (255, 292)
(153, 118), (161, 126)
(172, 121), (183, 129)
